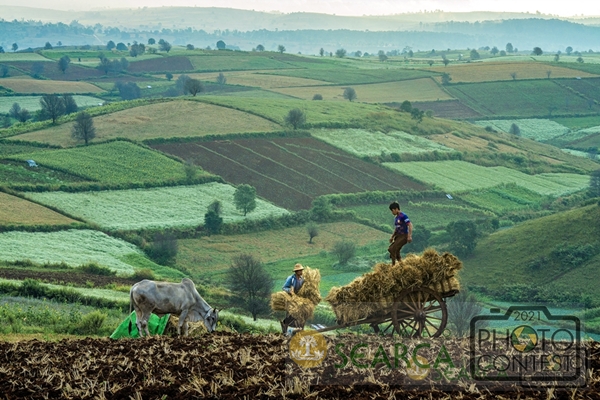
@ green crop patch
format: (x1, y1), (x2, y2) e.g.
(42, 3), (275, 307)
(25, 182), (289, 231)
(188, 55), (295, 71)
(311, 128), (454, 157)
(265, 67), (436, 85)
(9, 141), (192, 185)
(384, 160), (590, 195)
(0, 230), (143, 275)
(459, 184), (548, 214)
(10, 100), (281, 147)
(446, 80), (595, 117)
(0, 95), (102, 114)
(474, 119), (570, 142)
(0, 161), (86, 186)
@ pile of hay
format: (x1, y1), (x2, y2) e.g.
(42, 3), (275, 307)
(270, 266), (322, 327)
(164, 316), (207, 337)
(325, 249), (462, 324)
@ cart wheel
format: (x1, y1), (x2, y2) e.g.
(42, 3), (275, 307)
(391, 287), (447, 338)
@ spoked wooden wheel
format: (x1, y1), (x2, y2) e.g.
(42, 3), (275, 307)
(391, 287), (447, 338)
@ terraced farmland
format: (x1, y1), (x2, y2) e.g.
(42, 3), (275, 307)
(0, 192), (77, 226)
(1, 61), (106, 81)
(182, 71), (327, 88)
(427, 62), (598, 83)
(25, 183), (289, 230)
(0, 78), (103, 94)
(0, 95), (102, 114)
(0, 229), (142, 275)
(266, 67), (436, 85)
(407, 100), (482, 119)
(126, 56), (194, 73)
(474, 119), (570, 142)
(11, 100), (282, 146)
(9, 141), (194, 185)
(152, 137), (427, 210)
(270, 78), (453, 103)
(189, 55), (295, 71)
(311, 128), (454, 157)
(384, 160), (589, 195)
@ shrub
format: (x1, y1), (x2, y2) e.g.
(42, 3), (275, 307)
(131, 268), (156, 281)
(332, 240), (356, 264)
(71, 311), (107, 335)
(147, 231), (178, 265)
(312, 94), (323, 100)
(446, 290), (486, 337)
(77, 262), (116, 276)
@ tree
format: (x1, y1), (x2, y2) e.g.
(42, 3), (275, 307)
(332, 240), (356, 265)
(226, 254), (273, 321)
(441, 73), (452, 85)
(148, 38), (156, 45)
(234, 184), (257, 216)
(17, 109), (31, 123)
(310, 197), (333, 221)
(399, 100), (412, 113)
(554, 53), (560, 62)
(312, 94), (323, 100)
(343, 87), (357, 102)
(2, 115), (10, 128)
(509, 123), (521, 136)
(307, 223), (319, 244)
(490, 46), (499, 56)
(546, 70), (552, 79)
(129, 42), (145, 57)
(184, 78), (204, 96)
(510, 72), (517, 80)
(405, 227), (431, 253)
(175, 74), (191, 94)
(0, 46), (4, 53)
(447, 290), (486, 337)
(204, 200), (223, 235)
(446, 220), (479, 257)
(57, 55), (70, 74)
(166, 72), (173, 81)
(71, 111), (96, 145)
(44, 42), (53, 50)
(533, 47), (543, 56)
(589, 169), (600, 198)
(12, 43), (18, 52)
(147, 231), (178, 265)
(62, 94), (78, 114)
(319, 48), (325, 57)
(411, 108), (424, 123)
(354, 50), (362, 57)
(505, 43), (514, 53)
(566, 46), (573, 55)
(256, 44), (265, 51)
(277, 45), (286, 53)
(500, 50), (507, 56)
(469, 49), (480, 60)
(106, 40), (115, 50)
(216, 72), (226, 85)
(0, 64), (9, 78)
(186, 44), (195, 50)
(30, 62), (44, 78)
(377, 50), (388, 62)
(216, 40), (226, 50)
(159, 40), (172, 53)
(40, 94), (65, 124)
(116, 42), (127, 51)
(284, 108), (306, 130)
(442, 57), (450, 66)
(427, 60), (434, 66)
(335, 48), (346, 58)
(577, 57), (584, 63)
(9, 103), (22, 120)
(114, 81), (141, 100)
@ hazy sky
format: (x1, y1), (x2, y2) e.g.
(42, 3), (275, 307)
(2, 0), (600, 17)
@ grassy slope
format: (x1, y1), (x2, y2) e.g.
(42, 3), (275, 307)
(0, 192), (77, 226)
(461, 204), (600, 300)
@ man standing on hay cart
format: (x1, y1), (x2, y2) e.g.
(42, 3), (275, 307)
(280, 263), (305, 332)
(388, 201), (413, 265)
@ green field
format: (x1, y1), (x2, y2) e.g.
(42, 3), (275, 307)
(8, 141), (194, 185)
(458, 184), (548, 214)
(447, 80), (595, 117)
(25, 183), (289, 230)
(265, 67), (437, 85)
(474, 119), (570, 142)
(0, 230), (142, 275)
(0, 95), (102, 114)
(0, 53), (49, 61)
(551, 116), (600, 130)
(0, 162), (86, 186)
(189, 55), (295, 71)
(0, 191), (77, 226)
(345, 200), (492, 231)
(311, 128), (454, 157)
(384, 160), (590, 195)
(10, 100), (282, 147)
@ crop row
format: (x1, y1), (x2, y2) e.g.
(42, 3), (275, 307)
(25, 182), (290, 230)
(384, 160), (590, 195)
(474, 118), (570, 142)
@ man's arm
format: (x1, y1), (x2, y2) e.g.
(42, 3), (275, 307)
(407, 221), (413, 243)
(282, 276), (293, 293)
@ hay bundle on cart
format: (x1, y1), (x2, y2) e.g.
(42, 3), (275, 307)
(270, 266), (321, 327)
(325, 249), (461, 324)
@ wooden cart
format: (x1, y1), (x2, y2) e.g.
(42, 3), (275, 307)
(314, 286), (458, 338)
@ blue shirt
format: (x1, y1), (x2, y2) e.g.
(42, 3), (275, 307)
(394, 212), (411, 235)
(283, 274), (304, 293)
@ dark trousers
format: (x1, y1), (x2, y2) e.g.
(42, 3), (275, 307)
(388, 234), (408, 264)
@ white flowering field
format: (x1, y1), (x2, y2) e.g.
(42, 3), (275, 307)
(26, 182), (290, 230)
(384, 160), (589, 195)
(561, 149), (591, 158)
(311, 129), (454, 157)
(0, 230), (141, 275)
(474, 119), (569, 142)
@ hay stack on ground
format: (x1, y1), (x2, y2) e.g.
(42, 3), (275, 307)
(325, 249), (462, 324)
(164, 316), (207, 337)
(270, 266), (322, 327)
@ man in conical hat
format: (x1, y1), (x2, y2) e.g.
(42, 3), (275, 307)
(280, 263), (304, 333)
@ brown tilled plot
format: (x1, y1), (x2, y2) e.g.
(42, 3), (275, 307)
(0, 334), (597, 399)
(152, 137), (427, 210)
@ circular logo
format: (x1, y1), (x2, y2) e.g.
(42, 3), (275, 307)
(289, 331), (327, 368)
(511, 325), (538, 353)
(407, 355), (430, 380)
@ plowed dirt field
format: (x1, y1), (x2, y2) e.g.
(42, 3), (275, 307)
(0, 334), (597, 399)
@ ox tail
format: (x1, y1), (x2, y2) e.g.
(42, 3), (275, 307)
(128, 289), (134, 335)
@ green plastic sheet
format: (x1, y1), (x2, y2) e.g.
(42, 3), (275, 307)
(110, 311), (170, 339)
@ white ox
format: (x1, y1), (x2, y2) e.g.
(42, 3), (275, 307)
(129, 278), (219, 337)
